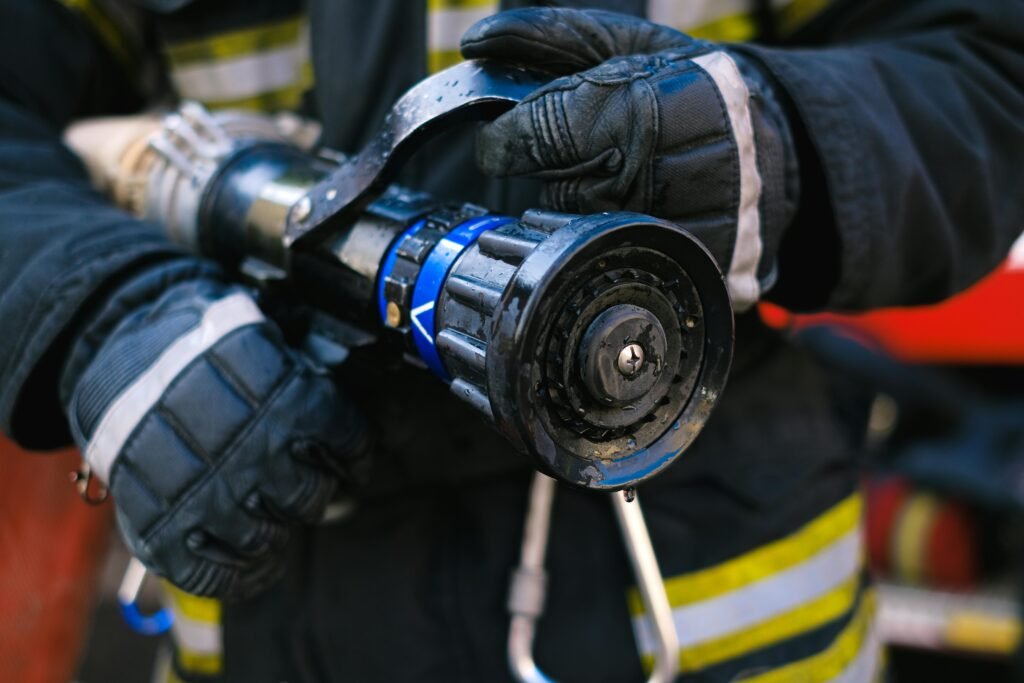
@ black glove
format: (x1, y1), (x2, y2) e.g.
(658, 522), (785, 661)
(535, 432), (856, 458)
(462, 8), (800, 309)
(61, 258), (370, 600)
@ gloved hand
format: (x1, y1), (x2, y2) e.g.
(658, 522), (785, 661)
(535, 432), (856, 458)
(61, 258), (370, 600)
(462, 8), (801, 309)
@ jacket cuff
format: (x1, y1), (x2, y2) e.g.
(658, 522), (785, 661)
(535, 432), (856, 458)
(729, 44), (880, 311)
(2, 219), (184, 448)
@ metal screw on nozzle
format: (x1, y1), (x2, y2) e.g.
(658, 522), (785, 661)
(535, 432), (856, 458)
(617, 343), (645, 376)
(293, 196), (312, 223)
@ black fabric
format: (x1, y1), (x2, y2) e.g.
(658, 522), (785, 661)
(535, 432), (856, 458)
(0, 0), (168, 446)
(735, 0), (1024, 310)
(65, 271), (372, 600)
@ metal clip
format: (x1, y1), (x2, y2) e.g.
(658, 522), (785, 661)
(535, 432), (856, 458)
(118, 558), (174, 636)
(70, 461), (109, 505)
(508, 473), (679, 683)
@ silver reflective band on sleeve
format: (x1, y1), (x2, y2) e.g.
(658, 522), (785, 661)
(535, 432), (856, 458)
(692, 51), (764, 311)
(170, 27), (310, 103)
(647, 0), (749, 30)
(428, 7), (495, 52)
(84, 292), (265, 484)
(171, 612), (223, 656)
(631, 527), (862, 655)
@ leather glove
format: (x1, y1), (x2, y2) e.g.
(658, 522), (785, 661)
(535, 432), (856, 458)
(462, 8), (800, 309)
(61, 258), (370, 600)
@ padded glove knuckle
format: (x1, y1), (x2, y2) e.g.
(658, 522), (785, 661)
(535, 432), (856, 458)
(65, 265), (369, 599)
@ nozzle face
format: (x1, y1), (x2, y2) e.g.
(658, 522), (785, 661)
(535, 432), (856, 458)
(482, 212), (734, 490)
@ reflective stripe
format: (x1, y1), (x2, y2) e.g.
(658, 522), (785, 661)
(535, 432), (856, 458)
(199, 62), (315, 112)
(692, 51), (763, 310)
(170, 28), (311, 104)
(85, 292), (265, 483)
(641, 577), (860, 673)
(648, 0), (832, 41)
(165, 15), (307, 66)
(164, 14), (313, 111)
(172, 614), (221, 656)
(890, 493), (937, 584)
(740, 591), (880, 683)
(632, 495), (861, 611)
(647, 0), (749, 31)
(630, 495), (863, 671)
(633, 528), (862, 656)
(688, 13), (758, 42)
(59, 0), (131, 64)
(163, 582), (223, 677)
(426, 0), (500, 73)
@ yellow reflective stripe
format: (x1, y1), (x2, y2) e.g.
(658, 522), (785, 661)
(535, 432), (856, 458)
(630, 494), (861, 614)
(741, 589), (878, 683)
(59, 0), (131, 64)
(426, 0), (499, 74)
(165, 14), (306, 66)
(640, 576), (861, 673)
(688, 12), (757, 42)
(777, 0), (832, 35)
(176, 649), (223, 676)
(651, 0), (831, 43)
(891, 493), (936, 584)
(945, 612), (1022, 656)
(163, 582), (222, 623)
(201, 62), (314, 112)
(428, 0), (497, 9)
(162, 581), (224, 677)
(428, 49), (465, 75)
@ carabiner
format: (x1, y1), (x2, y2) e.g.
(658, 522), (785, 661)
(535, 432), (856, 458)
(117, 558), (174, 636)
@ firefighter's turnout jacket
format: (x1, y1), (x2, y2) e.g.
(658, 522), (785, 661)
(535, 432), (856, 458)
(0, 1), (1021, 681)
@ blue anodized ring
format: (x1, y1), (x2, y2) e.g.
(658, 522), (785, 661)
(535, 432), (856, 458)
(378, 214), (513, 381)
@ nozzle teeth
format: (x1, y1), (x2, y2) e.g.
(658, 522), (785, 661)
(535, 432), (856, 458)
(477, 229), (542, 264)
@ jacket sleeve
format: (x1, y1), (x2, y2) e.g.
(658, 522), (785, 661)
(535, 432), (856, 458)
(0, 0), (182, 448)
(737, 0), (1024, 311)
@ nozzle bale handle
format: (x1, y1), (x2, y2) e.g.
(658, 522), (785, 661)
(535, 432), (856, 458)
(284, 60), (552, 248)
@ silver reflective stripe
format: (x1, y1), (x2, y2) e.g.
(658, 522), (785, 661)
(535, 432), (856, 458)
(647, 0), (793, 32)
(85, 292), (265, 483)
(647, 0), (749, 29)
(170, 28), (310, 103)
(428, 6), (495, 53)
(692, 51), (764, 311)
(171, 612), (222, 655)
(632, 528), (862, 655)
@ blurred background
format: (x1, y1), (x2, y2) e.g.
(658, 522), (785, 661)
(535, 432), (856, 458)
(2, 238), (1023, 682)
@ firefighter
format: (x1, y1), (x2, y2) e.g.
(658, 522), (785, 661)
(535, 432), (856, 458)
(0, 1), (1021, 681)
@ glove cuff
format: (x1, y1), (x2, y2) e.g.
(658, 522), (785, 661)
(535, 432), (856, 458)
(59, 257), (225, 416)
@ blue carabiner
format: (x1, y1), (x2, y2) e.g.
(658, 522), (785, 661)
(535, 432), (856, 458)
(117, 558), (174, 636)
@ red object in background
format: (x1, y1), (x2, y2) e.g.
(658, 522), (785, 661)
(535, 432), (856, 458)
(865, 478), (978, 589)
(761, 249), (1024, 364)
(0, 440), (112, 683)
